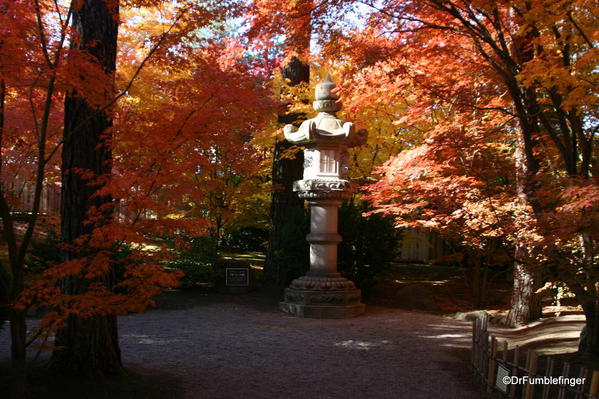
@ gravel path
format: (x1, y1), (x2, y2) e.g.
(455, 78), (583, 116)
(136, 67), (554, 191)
(1, 295), (493, 399)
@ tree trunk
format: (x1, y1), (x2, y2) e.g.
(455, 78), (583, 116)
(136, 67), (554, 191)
(506, 254), (543, 326)
(576, 232), (598, 358)
(52, 314), (121, 375)
(9, 308), (26, 398)
(578, 293), (599, 358)
(506, 126), (543, 327)
(263, 56), (309, 285)
(8, 228), (26, 398)
(0, 79), (4, 174)
(51, 0), (122, 376)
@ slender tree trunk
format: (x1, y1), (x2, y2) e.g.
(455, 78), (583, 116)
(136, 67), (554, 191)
(7, 217), (26, 398)
(51, 0), (122, 376)
(0, 79), (4, 175)
(9, 308), (26, 398)
(1, 77), (26, 398)
(7, 214), (25, 398)
(470, 251), (491, 309)
(263, 57), (309, 285)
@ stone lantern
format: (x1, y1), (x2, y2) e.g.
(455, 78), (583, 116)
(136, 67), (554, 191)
(279, 75), (367, 318)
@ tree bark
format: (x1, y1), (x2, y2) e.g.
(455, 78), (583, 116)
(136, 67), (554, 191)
(507, 253), (543, 326)
(263, 57), (309, 285)
(575, 285), (599, 358)
(51, 0), (122, 376)
(0, 79), (4, 174)
(8, 308), (26, 398)
(1, 74), (26, 398)
(506, 123), (543, 327)
(575, 233), (599, 358)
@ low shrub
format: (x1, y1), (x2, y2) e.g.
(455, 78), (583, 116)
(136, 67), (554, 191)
(170, 236), (221, 288)
(338, 201), (400, 297)
(271, 207), (310, 285)
(223, 227), (268, 252)
(25, 232), (61, 275)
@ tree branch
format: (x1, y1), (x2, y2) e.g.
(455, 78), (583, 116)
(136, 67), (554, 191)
(567, 11), (594, 48)
(46, 9), (187, 163)
(33, 0), (53, 68)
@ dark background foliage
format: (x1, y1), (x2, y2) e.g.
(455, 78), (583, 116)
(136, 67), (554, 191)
(338, 201), (400, 297)
(170, 236), (221, 288)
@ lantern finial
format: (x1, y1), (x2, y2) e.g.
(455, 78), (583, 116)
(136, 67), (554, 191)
(313, 74), (341, 113)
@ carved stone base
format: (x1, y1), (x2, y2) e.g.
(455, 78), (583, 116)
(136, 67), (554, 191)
(289, 275), (357, 290)
(294, 179), (353, 200)
(280, 276), (365, 319)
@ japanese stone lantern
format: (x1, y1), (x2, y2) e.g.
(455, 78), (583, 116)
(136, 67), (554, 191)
(279, 75), (367, 318)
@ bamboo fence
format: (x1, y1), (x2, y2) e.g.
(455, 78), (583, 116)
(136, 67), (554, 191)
(472, 314), (599, 399)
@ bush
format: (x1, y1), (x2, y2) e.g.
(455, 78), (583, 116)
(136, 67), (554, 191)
(170, 236), (221, 288)
(25, 233), (135, 285)
(267, 200), (398, 293)
(25, 232), (61, 275)
(338, 201), (400, 297)
(271, 206), (310, 285)
(223, 227), (269, 252)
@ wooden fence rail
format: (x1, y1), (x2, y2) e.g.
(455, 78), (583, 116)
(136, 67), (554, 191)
(472, 314), (599, 399)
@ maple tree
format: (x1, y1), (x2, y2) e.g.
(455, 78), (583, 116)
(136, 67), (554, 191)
(309, 0), (598, 351)
(0, 0), (275, 390)
(249, 0), (598, 353)
(1, 0), (70, 392)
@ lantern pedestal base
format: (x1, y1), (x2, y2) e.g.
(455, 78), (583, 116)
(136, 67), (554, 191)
(280, 276), (365, 318)
(280, 300), (365, 319)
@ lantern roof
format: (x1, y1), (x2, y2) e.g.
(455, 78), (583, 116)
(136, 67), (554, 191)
(283, 75), (367, 148)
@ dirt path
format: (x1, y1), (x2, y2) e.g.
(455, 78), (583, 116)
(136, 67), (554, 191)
(1, 294), (493, 399)
(119, 296), (491, 399)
